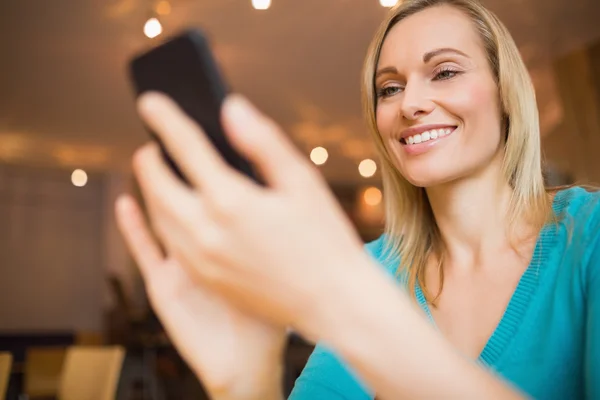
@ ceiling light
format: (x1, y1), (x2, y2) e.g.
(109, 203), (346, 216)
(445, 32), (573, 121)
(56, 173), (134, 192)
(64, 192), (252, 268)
(144, 17), (162, 39)
(71, 169), (88, 187)
(252, 0), (271, 10)
(310, 147), (328, 165)
(379, 0), (398, 7)
(155, 1), (171, 16)
(358, 159), (377, 178)
(363, 187), (382, 206)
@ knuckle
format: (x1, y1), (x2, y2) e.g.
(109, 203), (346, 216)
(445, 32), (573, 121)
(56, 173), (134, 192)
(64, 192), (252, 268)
(212, 187), (246, 221)
(132, 148), (147, 176)
(150, 195), (173, 223)
(133, 143), (153, 169)
(192, 224), (226, 258)
(187, 202), (206, 227)
(195, 262), (225, 288)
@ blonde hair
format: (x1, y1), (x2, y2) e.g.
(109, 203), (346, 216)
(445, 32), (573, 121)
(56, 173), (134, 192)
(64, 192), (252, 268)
(361, 0), (553, 303)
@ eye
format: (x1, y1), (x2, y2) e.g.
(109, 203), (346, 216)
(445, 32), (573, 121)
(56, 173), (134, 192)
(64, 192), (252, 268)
(433, 67), (460, 81)
(376, 85), (403, 98)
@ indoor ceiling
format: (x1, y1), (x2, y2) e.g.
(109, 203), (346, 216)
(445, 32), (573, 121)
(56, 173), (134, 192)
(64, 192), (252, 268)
(1, 0), (599, 185)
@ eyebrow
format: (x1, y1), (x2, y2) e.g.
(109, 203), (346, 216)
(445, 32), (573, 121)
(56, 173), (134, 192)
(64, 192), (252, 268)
(423, 47), (469, 63)
(375, 47), (469, 79)
(375, 66), (398, 79)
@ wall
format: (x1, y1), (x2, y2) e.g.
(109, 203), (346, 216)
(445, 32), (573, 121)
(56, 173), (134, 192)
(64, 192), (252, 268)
(0, 163), (106, 332)
(543, 39), (600, 184)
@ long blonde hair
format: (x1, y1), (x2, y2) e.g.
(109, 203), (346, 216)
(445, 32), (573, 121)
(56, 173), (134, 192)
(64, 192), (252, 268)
(361, 0), (553, 303)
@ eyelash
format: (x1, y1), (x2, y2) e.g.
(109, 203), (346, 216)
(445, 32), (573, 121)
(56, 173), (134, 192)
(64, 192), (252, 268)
(433, 66), (460, 81)
(376, 66), (462, 98)
(376, 86), (402, 98)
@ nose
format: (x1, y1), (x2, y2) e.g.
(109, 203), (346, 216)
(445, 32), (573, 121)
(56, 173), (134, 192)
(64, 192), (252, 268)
(399, 81), (434, 121)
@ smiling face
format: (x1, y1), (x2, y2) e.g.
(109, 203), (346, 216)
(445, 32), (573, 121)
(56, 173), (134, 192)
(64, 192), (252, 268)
(375, 5), (504, 187)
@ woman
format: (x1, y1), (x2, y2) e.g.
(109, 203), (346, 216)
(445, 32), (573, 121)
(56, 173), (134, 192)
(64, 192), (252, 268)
(116, 0), (600, 398)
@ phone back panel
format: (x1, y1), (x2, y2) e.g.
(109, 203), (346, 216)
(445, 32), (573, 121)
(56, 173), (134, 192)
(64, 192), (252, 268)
(129, 29), (257, 183)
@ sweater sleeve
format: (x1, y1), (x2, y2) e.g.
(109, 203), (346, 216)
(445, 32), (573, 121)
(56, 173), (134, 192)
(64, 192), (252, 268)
(288, 343), (373, 400)
(584, 192), (600, 399)
(585, 234), (600, 399)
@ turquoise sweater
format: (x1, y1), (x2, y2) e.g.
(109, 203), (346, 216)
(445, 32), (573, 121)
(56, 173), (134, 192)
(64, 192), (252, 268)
(289, 186), (600, 399)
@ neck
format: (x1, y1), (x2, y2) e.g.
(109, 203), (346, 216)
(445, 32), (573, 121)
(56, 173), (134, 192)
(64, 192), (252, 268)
(425, 156), (517, 266)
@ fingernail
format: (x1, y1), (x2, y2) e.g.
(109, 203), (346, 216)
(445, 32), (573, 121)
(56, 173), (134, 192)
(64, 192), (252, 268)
(138, 92), (166, 115)
(224, 95), (258, 123)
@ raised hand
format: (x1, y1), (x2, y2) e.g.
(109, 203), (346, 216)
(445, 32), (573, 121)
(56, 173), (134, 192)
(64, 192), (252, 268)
(116, 195), (286, 400)
(129, 91), (374, 341)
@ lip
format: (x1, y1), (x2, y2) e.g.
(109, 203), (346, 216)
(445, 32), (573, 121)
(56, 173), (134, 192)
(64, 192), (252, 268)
(398, 125), (458, 156)
(398, 124), (458, 140)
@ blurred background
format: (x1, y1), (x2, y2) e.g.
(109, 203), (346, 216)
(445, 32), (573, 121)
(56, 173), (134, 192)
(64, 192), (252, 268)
(0, 0), (599, 398)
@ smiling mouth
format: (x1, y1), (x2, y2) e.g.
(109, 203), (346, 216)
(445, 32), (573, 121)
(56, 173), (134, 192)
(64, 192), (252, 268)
(400, 127), (457, 145)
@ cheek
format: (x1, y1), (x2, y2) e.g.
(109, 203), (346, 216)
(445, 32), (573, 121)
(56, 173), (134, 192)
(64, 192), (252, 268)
(443, 81), (500, 128)
(375, 105), (404, 170)
(375, 104), (398, 139)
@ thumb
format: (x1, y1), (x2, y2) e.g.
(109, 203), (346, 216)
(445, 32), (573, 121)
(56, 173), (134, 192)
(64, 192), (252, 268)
(221, 95), (311, 189)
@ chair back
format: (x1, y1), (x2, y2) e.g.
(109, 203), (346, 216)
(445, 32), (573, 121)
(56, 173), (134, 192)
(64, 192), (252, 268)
(24, 347), (66, 398)
(58, 346), (125, 400)
(0, 352), (13, 400)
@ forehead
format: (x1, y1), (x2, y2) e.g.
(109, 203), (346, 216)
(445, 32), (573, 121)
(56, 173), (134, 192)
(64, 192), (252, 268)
(379, 5), (484, 66)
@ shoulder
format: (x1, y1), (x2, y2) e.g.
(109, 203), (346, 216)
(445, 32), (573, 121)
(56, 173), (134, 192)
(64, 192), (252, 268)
(553, 186), (600, 244)
(553, 186), (600, 284)
(552, 185), (600, 222)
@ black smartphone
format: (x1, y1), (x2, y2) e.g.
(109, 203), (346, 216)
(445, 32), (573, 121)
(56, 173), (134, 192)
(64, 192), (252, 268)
(128, 29), (258, 184)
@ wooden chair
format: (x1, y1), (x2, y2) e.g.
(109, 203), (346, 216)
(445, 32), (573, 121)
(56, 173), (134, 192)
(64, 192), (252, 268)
(24, 347), (67, 399)
(58, 346), (125, 400)
(0, 352), (13, 400)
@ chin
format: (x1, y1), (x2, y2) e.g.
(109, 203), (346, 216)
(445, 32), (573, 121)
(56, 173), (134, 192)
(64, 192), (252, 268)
(403, 174), (450, 188)
(399, 165), (459, 188)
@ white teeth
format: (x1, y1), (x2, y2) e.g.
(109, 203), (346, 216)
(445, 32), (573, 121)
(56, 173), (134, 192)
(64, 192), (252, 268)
(403, 127), (455, 145)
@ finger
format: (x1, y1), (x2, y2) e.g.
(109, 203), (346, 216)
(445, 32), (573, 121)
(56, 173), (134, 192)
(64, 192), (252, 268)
(115, 194), (165, 280)
(137, 92), (235, 191)
(133, 141), (192, 199)
(222, 95), (314, 190)
(133, 141), (197, 218)
(133, 142), (208, 247)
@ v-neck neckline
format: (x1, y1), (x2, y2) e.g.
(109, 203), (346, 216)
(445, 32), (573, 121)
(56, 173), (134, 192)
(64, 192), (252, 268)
(413, 193), (563, 367)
